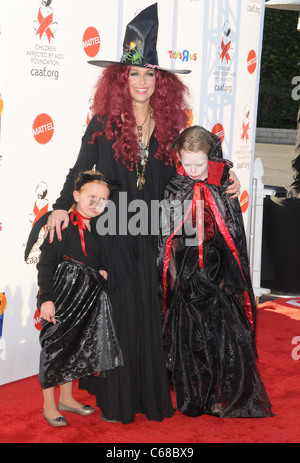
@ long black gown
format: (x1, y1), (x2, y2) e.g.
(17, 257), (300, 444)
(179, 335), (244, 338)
(53, 116), (175, 424)
(157, 159), (274, 418)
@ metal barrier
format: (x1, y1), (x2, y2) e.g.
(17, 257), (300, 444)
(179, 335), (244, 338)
(249, 158), (275, 302)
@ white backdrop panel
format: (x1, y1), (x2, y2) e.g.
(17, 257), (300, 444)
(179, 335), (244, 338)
(0, 0), (265, 385)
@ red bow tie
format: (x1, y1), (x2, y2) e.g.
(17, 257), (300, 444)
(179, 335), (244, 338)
(70, 210), (90, 256)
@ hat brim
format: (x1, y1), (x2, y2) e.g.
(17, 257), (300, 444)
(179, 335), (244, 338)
(88, 60), (191, 75)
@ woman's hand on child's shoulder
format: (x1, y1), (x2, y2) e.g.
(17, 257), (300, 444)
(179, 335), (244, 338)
(99, 270), (108, 280)
(44, 210), (69, 243)
(226, 170), (241, 199)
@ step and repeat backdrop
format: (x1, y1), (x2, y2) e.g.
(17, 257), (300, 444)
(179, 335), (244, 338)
(0, 0), (265, 385)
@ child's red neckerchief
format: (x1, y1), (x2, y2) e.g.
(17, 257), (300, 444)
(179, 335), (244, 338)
(70, 209), (90, 256)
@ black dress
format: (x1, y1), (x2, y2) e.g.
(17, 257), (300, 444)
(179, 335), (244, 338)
(37, 219), (123, 390)
(53, 116), (175, 423)
(157, 164), (274, 418)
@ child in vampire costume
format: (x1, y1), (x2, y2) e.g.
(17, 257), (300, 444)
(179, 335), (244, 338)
(157, 126), (274, 418)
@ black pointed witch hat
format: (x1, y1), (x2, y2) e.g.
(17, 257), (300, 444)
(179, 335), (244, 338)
(88, 3), (191, 74)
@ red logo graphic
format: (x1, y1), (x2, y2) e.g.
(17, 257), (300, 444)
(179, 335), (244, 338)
(247, 50), (257, 74)
(33, 308), (42, 331)
(36, 7), (55, 43)
(186, 109), (193, 127)
(83, 27), (101, 57)
(32, 113), (54, 144)
(0, 292), (7, 338)
(212, 123), (225, 144)
(240, 190), (249, 214)
(241, 121), (250, 143)
(220, 38), (231, 64)
(0, 95), (3, 117)
(0, 293), (7, 317)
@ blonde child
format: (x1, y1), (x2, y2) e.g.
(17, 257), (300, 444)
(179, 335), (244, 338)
(36, 171), (123, 426)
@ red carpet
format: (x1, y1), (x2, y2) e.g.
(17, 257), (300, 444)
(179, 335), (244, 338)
(1, 298), (300, 444)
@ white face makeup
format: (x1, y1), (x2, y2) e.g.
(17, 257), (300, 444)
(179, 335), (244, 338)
(73, 183), (110, 218)
(93, 198), (108, 214)
(179, 150), (208, 181)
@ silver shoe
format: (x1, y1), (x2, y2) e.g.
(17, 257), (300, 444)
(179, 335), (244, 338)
(58, 400), (95, 416)
(43, 410), (68, 427)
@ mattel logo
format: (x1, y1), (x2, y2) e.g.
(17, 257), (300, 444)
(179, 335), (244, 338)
(212, 123), (225, 144)
(34, 308), (42, 331)
(240, 190), (249, 214)
(247, 50), (257, 75)
(83, 27), (100, 58)
(32, 113), (54, 144)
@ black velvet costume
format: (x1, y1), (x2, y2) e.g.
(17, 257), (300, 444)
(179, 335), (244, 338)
(37, 215), (123, 390)
(52, 116), (175, 424)
(157, 143), (274, 418)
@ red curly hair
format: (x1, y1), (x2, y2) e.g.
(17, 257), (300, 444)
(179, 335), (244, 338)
(89, 65), (190, 171)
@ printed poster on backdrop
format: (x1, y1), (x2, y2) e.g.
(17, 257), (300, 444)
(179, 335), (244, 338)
(0, 0), (265, 385)
(0, 0), (120, 385)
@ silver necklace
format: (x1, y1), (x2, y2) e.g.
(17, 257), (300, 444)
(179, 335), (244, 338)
(137, 109), (151, 166)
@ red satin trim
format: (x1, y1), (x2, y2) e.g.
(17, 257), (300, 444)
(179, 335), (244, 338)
(201, 184), (254, 330)
(162, 181), (254, 330)
(70, 210), (90, 257)
(162, 201), (193, 314)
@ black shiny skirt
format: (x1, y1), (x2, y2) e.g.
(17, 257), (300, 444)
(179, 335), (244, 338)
(39, 257), (123, 390)
(163, 244), (274, 418)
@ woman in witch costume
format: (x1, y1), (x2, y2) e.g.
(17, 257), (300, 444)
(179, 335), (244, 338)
(37, 171), (123, 427)
(44, 4), (241, 424)
(157, 126), (274, 418)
